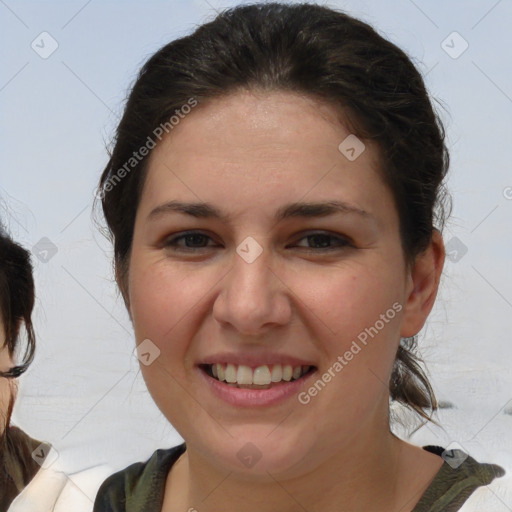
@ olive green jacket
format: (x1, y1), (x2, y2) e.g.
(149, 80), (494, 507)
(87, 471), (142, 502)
(93, 444), (505, 511)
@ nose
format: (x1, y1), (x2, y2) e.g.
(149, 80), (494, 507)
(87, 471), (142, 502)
(212, 243), (292, 336)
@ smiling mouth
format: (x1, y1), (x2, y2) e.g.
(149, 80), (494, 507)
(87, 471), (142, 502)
(199, 363), (317, 390)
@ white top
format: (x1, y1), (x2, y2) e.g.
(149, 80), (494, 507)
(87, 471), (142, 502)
(7, 447), (113, 512)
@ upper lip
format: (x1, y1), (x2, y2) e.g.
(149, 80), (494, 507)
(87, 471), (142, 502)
(197, 352), (316, 368)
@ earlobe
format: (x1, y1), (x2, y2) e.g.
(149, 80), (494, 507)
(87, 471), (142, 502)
(400, 229), (445, 338)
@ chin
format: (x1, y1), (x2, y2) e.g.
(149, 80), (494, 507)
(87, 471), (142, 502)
(198, 428), (317, 479)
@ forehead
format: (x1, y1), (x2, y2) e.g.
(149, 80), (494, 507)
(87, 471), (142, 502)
(140, 90), (390, 222)
(149, 90), (371, 168)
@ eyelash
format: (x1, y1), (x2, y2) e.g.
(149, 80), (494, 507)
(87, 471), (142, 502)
(163, 231), (353, 252)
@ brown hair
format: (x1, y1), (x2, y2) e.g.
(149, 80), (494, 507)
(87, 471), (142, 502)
(97, 2), (451, 421)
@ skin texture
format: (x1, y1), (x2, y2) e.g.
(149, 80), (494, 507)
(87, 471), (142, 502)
(0, 319), (16, 434)
(0, 320), (14, 435)
(125, 90), (446, 511)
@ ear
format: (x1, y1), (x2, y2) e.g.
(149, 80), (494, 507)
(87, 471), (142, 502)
(400, 229), (445, 338)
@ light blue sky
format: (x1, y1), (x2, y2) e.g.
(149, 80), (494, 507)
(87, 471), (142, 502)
(1, 0), (511, 472)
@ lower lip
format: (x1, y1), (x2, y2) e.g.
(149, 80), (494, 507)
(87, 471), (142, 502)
(197, 366), (316, 407)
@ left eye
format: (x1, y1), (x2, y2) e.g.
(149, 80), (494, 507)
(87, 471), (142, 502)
(293, 232), (351, 250)
(163, 231), (351, 251)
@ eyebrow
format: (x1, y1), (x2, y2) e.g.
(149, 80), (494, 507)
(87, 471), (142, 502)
(147, 200), (373, 222)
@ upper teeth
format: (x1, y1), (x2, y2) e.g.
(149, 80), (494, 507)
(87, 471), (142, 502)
(210, 363), (311, 385)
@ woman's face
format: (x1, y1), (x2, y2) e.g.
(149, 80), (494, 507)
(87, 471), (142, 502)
(127, 90), (436, 477)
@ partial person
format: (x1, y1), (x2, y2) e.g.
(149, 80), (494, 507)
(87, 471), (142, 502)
(0, 226), (112, 512)
(0, 226), (44, 510)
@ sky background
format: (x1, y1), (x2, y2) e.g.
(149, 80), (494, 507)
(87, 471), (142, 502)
(1, 0), (512, 484)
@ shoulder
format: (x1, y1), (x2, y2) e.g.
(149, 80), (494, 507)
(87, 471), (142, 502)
(93, 443), (186, 512)
(6, 425), (42, 452)
(459, 468), (512, 511)
(2, 426), (48, 510)
(4, 425), (44, 479)
(8, 446), (113, 512)
(416, 445), (507, 511)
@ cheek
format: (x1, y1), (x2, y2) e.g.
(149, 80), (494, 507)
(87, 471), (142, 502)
(128, 257), (217, 359)
(297, 263), (402, 341)
(131, 270), (177, 336)
(298, 262), (403, 398)
(129, 265), (177, 341)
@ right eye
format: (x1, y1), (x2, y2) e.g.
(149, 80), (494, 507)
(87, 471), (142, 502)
(163, 231), (219, 251)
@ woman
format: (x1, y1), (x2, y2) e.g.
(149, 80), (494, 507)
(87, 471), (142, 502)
(0, 226), (44, 509)
(93, 3), (505, 511)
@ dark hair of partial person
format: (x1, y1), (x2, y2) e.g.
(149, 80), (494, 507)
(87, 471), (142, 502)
(0, 227), (40, 508)
(95, 2), (452, 422)
(0, 226), (36, 454)
(0, 229), (36, 380)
